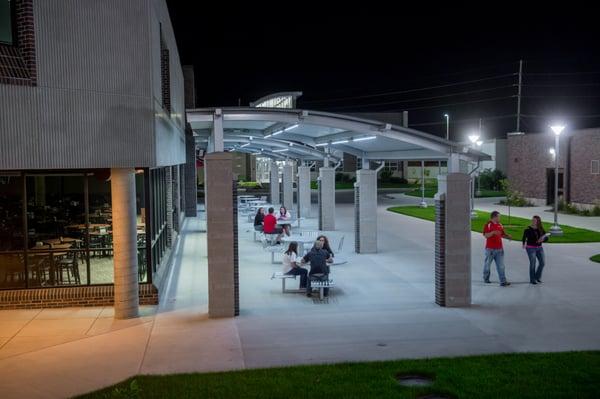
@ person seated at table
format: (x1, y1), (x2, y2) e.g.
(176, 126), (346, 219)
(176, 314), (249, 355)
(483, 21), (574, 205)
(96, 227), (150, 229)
(276, 206), (292, 236)
(263, 207), (284, 244)
(283, 242), (307, 289)
(253, 207), (265, 232)
(312, 235), (334, 262)
(301, 240), (332, 297)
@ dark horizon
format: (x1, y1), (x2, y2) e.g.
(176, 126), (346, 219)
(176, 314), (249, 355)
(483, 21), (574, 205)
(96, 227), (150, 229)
(165, 5), (600, 140)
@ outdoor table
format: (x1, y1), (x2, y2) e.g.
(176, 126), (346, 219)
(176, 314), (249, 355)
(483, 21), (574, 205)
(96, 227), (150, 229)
(281, 234), (316, 255)
(29, 243), (72, 285)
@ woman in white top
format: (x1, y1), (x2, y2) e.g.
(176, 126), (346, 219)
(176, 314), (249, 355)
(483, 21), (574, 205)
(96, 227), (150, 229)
(282, 242), (307, 289)
(276, 206), (292, 236)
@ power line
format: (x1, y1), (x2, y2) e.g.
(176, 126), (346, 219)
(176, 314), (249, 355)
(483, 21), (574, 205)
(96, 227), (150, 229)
(302, 73), (518, 104)
(525, 71), (600, 76)
(329, 95), (517, 111)
(523, 83), (600, 88)
(409, 114), (517, 127)
(522, 95), (600, 99)
(319, 85), (516, 109)
(521, 114), (600, 119)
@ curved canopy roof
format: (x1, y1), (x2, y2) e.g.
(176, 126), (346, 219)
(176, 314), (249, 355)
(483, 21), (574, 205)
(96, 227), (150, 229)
(187, 107), (491, 163)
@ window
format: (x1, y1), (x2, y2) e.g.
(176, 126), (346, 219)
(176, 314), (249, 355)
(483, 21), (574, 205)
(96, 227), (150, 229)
(159, 25), (171, 114)
(592, 160), (600, 175)
(0, 171), (149, 290)
(0, 0), (14, 45)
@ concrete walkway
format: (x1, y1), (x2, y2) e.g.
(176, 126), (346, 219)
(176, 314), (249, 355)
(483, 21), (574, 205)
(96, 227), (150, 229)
(1, 201), (600, 398)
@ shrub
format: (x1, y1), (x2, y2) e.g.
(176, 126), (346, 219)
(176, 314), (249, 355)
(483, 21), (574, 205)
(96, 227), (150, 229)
(479, 169), (506, 191)
(378, 169), (393, 182)
(499, 179), (533, 207)
(388, 176), (408, 184)
(558, 200), (600, 216)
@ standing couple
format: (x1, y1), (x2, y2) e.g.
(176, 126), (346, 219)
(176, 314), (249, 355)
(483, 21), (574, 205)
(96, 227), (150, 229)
(483, 211), (549, 286)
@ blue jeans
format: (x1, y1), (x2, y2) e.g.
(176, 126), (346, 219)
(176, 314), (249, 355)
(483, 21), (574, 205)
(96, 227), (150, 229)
(526, 247), (545, 282)
(285, 267), (307, 289)
(483, 249), (507, 284)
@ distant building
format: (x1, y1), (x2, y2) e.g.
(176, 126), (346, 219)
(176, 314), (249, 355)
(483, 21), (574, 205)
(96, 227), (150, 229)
(507, 128), (600, 208)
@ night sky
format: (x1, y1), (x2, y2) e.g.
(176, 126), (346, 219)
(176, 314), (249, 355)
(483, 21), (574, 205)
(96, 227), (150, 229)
(165, 4), (600, 140)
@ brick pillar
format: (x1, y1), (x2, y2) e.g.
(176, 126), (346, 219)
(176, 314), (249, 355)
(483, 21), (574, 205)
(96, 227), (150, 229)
(110, 168), (139, 319)
(282, 162), (294, 210)
(270, 161), (280, 206)
(184, 126), (197, 217)
(297, 165), (311, 218)
(435, 173), (471, 307)
(318, 167), (335, 230)
(355, 169), (377, 253)
(166, 167), (174, 247)
(205, 153), (238, 318)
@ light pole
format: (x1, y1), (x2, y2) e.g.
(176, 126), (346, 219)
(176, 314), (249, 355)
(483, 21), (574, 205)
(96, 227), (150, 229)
(444, 114), (450, 140)
(468, 134), (480, 219)
(550, 124), (565, 236)
(476, 140), (483, 196)
(419, 160), (427, 208)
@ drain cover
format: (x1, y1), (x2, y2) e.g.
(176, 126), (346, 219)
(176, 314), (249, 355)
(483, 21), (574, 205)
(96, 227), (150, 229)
(396, 374), (434, 387)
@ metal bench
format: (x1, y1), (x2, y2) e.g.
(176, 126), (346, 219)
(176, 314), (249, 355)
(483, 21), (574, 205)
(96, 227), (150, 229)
(271, 272), (304, 293)
(261, 237), (284, 264)
(310, 278), (335, 300)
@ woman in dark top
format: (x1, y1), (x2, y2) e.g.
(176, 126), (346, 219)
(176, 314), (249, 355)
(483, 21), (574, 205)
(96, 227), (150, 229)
(313, 235), (334, 262)
(522, 215), (549, 284)
(253, 207), (265, 232)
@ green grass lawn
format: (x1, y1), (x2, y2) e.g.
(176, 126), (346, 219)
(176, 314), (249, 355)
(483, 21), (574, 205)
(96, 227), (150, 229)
(79, 352), (600, 399)
(310, 182), (419, 190)
(388, 206), (600, 243)
(591, 254), (600, 263)
(405, 187), (505, 198)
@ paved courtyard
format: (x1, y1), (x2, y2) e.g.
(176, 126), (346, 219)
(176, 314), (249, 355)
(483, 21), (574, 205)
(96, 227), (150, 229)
(0, 199), (599, 398)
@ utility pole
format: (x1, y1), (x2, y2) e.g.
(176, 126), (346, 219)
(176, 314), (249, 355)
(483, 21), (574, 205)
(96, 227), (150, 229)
(516, 59), (523, 132)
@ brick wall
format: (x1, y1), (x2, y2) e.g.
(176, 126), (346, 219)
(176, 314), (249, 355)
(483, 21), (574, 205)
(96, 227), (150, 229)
(507, 129), (600, 205)
(0, 284), (158, 310)
(0, 0), (36, 86)
(507, 132), (567, 201)
(569, 129), (600, 205)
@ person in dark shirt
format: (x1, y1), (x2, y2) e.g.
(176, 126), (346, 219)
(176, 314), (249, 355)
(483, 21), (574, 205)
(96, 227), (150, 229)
(301, 240), (331, 297)
(521, 215), (549, 284)
(312, 235), (334, 261)
(253, 207), (265, 232)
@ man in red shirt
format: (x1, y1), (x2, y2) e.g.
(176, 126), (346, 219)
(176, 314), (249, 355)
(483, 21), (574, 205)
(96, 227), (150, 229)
(482, 211), (512, 286)
(263, 207), (284, 243)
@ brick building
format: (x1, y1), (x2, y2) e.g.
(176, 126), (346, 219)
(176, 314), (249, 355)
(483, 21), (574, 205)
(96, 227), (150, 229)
(507, 128), (600, 208)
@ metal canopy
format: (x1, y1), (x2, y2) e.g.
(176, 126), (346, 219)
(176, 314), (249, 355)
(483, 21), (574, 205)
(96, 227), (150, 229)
(187, 107), (491, 162)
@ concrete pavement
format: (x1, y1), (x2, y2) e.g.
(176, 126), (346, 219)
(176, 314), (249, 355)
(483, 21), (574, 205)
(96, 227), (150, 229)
(0, 200), (599, 398)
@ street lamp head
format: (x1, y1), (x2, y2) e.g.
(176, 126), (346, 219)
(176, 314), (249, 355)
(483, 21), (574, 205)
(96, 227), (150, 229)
(476, 140), (483, 147)
(550, 124), (565, 136)
(468, 134), (480, 144)
(549, 148), (555, 155)
(443, 113), (449, 118)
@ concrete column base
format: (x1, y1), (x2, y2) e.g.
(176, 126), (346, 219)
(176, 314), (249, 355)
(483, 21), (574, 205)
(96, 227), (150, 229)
(270, 162), (280, 206)
(318, 167), (335, 231)
(355, 169), (377, 253)
(282, 163), (294, 210)
(435, 173), (471, 307)
(205, 152), (238, 318)
(297, 166), (311, 218)
(110, 168), (139, 319)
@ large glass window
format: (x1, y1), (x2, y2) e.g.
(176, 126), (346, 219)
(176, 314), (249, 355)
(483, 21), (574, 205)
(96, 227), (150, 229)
(150, 168), (168, 274)
(0, 0), (14, 45)
(0, 170), (150, 290)
(0, 174), (24, 289)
